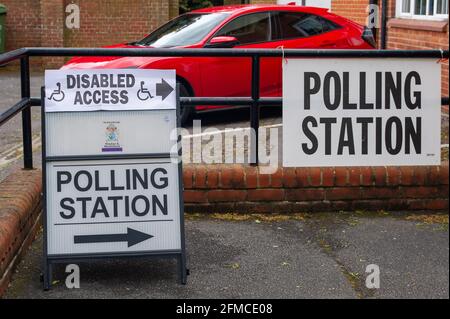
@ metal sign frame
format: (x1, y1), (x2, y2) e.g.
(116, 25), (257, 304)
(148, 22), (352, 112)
(282, 58), (441, 167)
(41, 85), (188, 290)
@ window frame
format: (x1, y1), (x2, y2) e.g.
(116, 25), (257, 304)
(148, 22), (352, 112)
(136, 12), (231, 48)
(206, 10), (343, 47)
(208, 11), (274, 47)
(396, 0), (449, 21)
(272, 11), (342, 41)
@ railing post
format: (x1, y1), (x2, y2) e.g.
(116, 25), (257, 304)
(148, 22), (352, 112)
(21, 56), (33, 169)
(250, 55), (260, 165)
(380, 0), (387, 49)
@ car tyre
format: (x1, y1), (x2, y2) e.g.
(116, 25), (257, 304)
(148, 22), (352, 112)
(178, 82), (193, 126)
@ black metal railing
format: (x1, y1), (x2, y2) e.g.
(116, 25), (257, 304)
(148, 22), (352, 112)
(0, 47), (449, 169)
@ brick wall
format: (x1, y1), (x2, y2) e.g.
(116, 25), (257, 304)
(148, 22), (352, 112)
(1, 0), (42, 49)
(183, 164), (449, 213)
(387, 27), (449, 97)
(63, 0), (169, 48)
(0, 169), (42, 296)
(41, 0), (65, 68)
(169, 0), (180, 18)
(1, 0), (174, 68)
(331, 0), (369, 25)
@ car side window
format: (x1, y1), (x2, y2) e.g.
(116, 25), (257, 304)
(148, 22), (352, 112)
(274, 12), (341, 40)
(215, 12), (271, 45)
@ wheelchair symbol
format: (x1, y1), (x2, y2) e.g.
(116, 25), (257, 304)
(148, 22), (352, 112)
(137, 81), (154, 101)
(48, 82), (65, 102)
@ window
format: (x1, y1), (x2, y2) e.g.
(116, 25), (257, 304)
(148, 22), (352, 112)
(136, 13), (229, 48)
(215, 12), (272, 45)
(396, 0), (449, 20)
(273, 12), (340, 40)
(436, 0), (449, 13)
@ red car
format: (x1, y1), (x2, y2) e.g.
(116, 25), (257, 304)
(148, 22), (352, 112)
(63, 4), (375, 123)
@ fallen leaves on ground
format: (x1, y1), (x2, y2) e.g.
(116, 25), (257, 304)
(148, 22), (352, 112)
(224, 262), (240, 270)
(186, 213), (309, 223)
(405, 214), (448, 225)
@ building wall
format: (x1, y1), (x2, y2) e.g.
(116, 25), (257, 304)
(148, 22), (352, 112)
(331, 0), (368, 25)
(63, 0), (169, 48)
(169, 0), (180, 18)
(1, 0), (174, 67)
(1, 0), (448, 94)
(41, 0), (65, 67)
(1, 0), (42, 50)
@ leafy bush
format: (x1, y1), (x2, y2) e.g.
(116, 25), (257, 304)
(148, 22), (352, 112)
(180, 0), (214, 14)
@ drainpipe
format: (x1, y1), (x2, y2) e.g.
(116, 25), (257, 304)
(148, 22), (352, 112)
(380, 0), (387, 49)
(369, 0), (378, 42)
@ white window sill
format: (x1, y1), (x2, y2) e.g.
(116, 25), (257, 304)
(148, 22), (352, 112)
(388, 17), (448, 32)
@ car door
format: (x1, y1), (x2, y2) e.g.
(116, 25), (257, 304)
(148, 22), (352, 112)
(273, 11), (347, 49)
(265, 11), (349, 96)
(199, 11), (279, 104)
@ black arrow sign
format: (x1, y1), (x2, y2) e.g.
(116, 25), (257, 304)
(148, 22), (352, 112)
(74, 228), (153, 247)
(156, 78), (174, 101)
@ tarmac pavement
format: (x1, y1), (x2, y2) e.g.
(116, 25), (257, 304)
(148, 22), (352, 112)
(4, 211), (448, 299)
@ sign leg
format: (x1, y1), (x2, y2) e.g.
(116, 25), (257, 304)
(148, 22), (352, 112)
(178, 254), (187, 285)
(42, 259), (52, 290)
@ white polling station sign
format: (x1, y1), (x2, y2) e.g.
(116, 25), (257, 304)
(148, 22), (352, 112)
(46, 158), (181, 255)
(283, 58), (441, 167)
(42, 69), (187, 287)
(45, 69), (176, 112)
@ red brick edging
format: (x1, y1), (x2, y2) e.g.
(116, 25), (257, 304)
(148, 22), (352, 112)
(183, 164), (449, 213)
(0, 169), (42, 296)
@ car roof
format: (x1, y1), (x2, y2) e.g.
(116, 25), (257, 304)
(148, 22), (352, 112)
(191, 4), (330, 15)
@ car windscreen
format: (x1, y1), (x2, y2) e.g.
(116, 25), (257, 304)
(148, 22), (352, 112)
(136, 13), (230, 48)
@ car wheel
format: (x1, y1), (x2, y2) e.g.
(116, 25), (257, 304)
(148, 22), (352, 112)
(178, 82), (193, 126)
